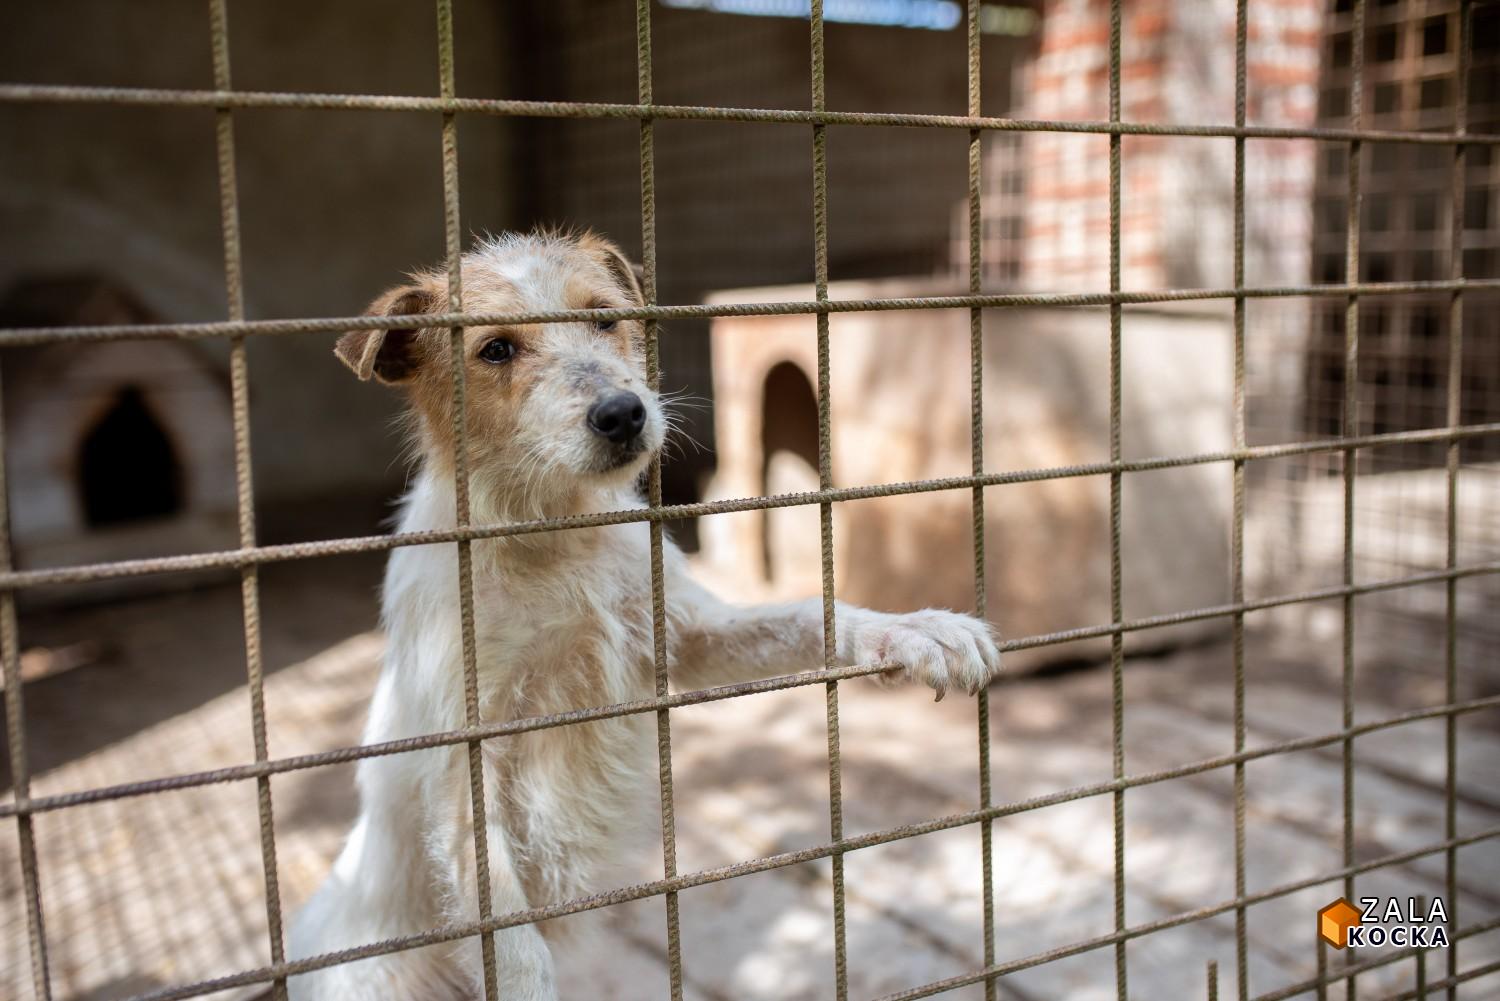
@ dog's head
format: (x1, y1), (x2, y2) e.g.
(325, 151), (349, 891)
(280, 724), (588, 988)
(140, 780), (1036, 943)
(335, 231), (663, 500)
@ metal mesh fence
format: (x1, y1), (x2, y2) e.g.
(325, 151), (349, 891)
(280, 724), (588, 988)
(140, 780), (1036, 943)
(1, 1), (1499, 1000)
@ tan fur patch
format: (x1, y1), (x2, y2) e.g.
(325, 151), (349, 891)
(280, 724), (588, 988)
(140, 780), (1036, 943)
(343, 232), (651, 485)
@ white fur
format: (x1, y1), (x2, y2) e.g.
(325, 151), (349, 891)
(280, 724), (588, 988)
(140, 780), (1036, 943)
(287, 233), (1001, 999)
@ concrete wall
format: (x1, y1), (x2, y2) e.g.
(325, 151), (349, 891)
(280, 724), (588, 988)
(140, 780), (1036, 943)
(0, 0), (517, 527)
(3, 1), (1038, 546)
(514, 2), (1034, 289)
(509, 2), (1038, 516)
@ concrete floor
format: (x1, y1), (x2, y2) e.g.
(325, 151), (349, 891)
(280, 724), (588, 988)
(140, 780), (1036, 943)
(3, 558), (1499, 1001)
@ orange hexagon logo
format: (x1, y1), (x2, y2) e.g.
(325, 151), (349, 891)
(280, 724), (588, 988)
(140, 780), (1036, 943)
(1318, 897), (1363, 949)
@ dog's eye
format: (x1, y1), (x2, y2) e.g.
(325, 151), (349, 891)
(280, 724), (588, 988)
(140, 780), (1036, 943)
(478, 338), (516, 364)
(590, 303), (618, 332)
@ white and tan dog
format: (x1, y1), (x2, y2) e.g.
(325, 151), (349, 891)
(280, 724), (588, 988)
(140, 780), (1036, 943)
(286, 230), (1001, 999)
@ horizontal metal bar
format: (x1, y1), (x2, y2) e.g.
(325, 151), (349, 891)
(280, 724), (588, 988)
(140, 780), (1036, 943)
(2, 422), (1496, 592)
(6, 625), (1495, 826)
(2, 83), (1497, 147)
(4, 278), (1498, 348)
(1248, 922), (1500, 1001)
(111, 824), (1500, 1001)
(1000, 560), (1500, 651)
(1375, 959), (1500, 1001)
(880, 912), (1500, 1001)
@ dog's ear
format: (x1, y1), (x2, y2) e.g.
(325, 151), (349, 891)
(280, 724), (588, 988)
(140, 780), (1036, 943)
(335, 283), (438, 383)
(578, 232), (645, 307)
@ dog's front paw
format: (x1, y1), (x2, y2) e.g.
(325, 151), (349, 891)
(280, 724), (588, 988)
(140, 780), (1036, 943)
(848, 609), (1001, 700)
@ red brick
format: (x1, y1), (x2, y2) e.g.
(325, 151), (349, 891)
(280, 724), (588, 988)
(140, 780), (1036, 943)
(1122, 59), (1165, 80)
(1133, 12), (1169, 38)
(1029, 180), (1111, 200)
(1042, 26), (1111, 55)
(1250, 64), (1319, 88)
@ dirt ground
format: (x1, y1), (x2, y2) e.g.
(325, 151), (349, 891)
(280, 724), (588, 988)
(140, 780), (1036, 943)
(3, 547), (1498, 1001)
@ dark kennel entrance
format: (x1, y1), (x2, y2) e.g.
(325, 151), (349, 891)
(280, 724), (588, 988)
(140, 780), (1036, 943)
(79, 386), (185, 527)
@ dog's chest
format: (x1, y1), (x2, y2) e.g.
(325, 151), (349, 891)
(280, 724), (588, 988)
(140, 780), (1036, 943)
(467, 553), (657, 889)
(471, 553), (654, 714)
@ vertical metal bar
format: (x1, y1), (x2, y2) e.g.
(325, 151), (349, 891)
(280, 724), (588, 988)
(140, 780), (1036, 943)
(1209, 960), (1220, 1001)
(1415, 895), (1428, 1000)
(1444, 5), (1471, 999)
(434, 2), (499, 995)
(206, 3), (286, 996)
(809, 3), (847, 998)
(1231, 3), (1250, 1000)
(966, 2), (997, 999)
(1342, 4), (1366, 999)
(635, 2), (684, 997)
(0, 369), (51, 1000)
(1317, 936), (1329, 1001)
(1107, 1), (1127, 999)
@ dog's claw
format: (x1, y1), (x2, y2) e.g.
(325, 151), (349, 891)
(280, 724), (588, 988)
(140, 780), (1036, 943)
(933, 685), (947, 703)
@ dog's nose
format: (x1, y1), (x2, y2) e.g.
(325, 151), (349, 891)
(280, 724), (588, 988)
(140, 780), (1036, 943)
(587, 391), (647, 444)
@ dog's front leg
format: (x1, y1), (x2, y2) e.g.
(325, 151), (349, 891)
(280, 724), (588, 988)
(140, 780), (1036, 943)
(666, 573), (1001, 698)
(443, 791), (558, 1000)
(287, 753), (472, 1001)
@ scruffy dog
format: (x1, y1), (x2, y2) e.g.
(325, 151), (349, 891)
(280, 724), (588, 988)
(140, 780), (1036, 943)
(286, 230), (1001, 999)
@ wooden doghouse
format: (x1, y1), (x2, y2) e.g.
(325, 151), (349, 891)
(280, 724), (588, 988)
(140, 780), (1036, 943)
(695, 277), (1236, 671)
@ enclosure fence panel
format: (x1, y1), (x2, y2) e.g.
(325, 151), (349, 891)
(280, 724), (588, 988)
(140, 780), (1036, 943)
(2, 1), (1500, 1000)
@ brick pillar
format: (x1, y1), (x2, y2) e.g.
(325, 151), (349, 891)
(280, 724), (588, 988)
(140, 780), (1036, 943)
(1013, 0), (1323, 293)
